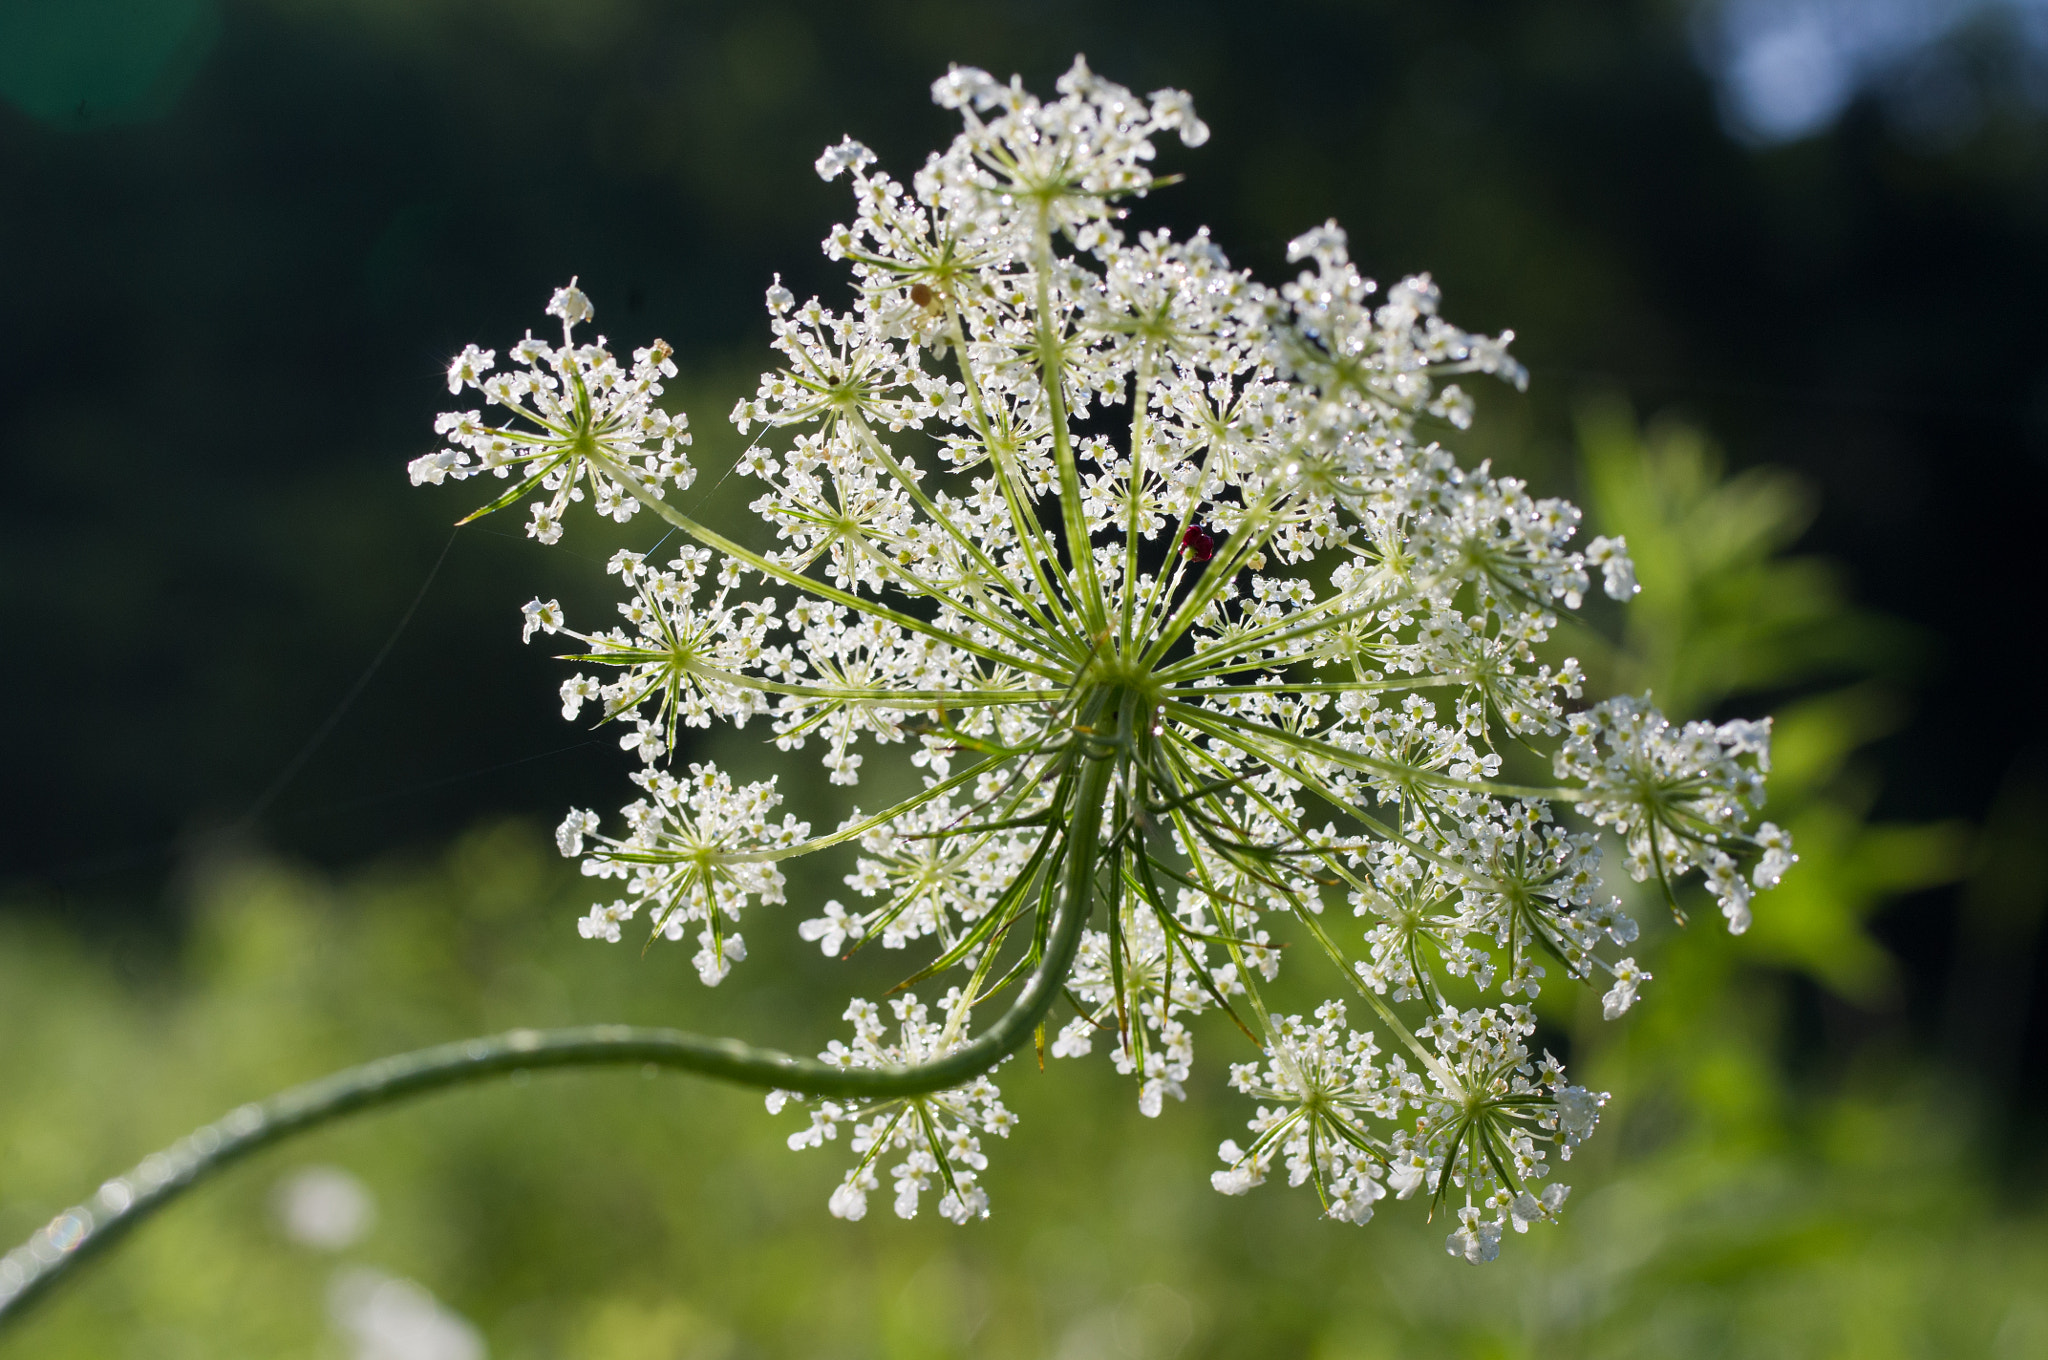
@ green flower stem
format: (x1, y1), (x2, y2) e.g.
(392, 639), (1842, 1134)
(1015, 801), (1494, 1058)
(1136, 500), (1284, 672)
(1132, 439), (1218, 641)
(1162, 706), (1513, 894)
(1120, 342), (1158, 650)
(1031, 217), (1108, 634)
(1149, 745), (1453, 1089)
(1292, 906), (1455, 1090)
(715, 754), (1009, 864)
(0, 710), (1122, 1331)
(837, 531), (1060, 666)
(1188, 677), (1453, 697)
(1161, 698), (1588, 804)
(582, 652), (1046, 709)
(1151, 593), (1392, 684)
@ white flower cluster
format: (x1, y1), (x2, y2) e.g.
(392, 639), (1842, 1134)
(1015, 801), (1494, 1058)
(521, 544), (785, 761)
(772, 993), (1017, 1224)
(1050, 910), (1218, 1118)
(415, 280), (694, 545)
(1559, 696), (1792, 933)
(556, 763), (807, 985)
(1343, 805), (1647, 1018)
(414, 57), (1792, 1257)
(1209, 1001), (1595, 1259)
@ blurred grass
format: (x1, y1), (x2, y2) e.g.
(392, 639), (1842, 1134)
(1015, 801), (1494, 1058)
(3, 418), (2044, 1358)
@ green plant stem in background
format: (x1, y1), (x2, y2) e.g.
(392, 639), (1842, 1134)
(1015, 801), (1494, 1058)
(0, 720), (1119, 1329)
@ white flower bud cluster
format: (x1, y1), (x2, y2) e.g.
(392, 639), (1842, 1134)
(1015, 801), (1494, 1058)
(413, 57), (1791, 1256)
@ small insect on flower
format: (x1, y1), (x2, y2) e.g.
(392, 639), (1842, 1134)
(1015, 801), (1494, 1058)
(414, 54), (1790, 1258)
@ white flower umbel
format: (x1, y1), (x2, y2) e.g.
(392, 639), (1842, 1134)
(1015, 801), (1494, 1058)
(773, 992), (1018, 1225)
(559, 762), (807, 985)
(410, 278), (694, 545)
(414, 57), (1791, 1255)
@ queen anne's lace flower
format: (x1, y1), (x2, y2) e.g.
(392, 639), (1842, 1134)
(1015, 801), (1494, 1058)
(412, 57), (1792, 1256)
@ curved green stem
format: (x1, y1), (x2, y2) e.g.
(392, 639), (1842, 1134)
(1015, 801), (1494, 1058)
(0, 714), (1121, 1330)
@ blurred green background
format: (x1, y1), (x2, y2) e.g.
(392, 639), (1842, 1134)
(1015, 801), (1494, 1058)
(3, 1), (2046, 1355)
